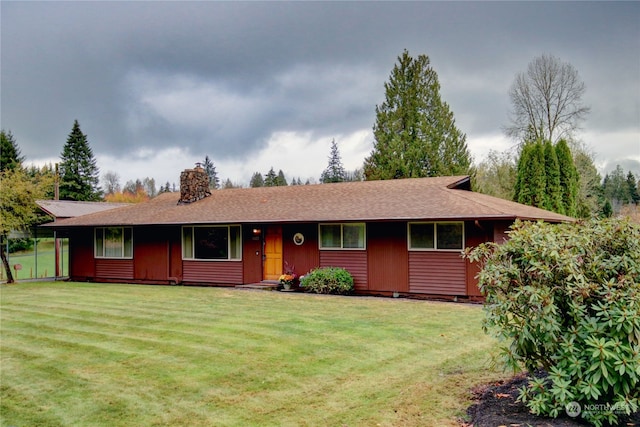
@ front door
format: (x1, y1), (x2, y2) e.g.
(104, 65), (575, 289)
(263, 225), (283, 280)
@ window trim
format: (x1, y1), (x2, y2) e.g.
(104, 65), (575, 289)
(408, 221), (465, 252)
(182, 225), (243, 261)
(94, 227), (133, 259)
(318, 223), (366, 250)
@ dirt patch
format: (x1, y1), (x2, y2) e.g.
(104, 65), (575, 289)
(464, 372), (639, 427)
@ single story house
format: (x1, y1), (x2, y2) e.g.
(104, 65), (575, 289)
(45, 167), (571, 298)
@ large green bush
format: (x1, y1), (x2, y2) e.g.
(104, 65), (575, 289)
(466, 218), (640, 426)
(299, 267), (354, 295)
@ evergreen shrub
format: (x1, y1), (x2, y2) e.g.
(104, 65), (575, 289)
(299, 267), (354, 295)
(466, 218), (640, 427)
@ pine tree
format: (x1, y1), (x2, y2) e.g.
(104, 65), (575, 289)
(573, 145), (603, 218)
(1, 130), (24, 172)
(320, 139), (346, 183)
(203, 155), (220, 190)
(222, 178), (236, 189)
(250, 172), (264, 188)
(555, 140), (579, 216)
(543, 140), (563, 213)
(514, 142), (546, 208)
(59, 120), (102, 201)
(364, 50), (471, 180)
(276, 170), (288, 186)
(264, 167), (277, 187)
(626, 171), (640, 204)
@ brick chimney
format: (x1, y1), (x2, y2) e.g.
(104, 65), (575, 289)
(178, 164), (211, 204)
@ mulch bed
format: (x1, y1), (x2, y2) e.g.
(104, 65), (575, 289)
(464, 372), (639, 427)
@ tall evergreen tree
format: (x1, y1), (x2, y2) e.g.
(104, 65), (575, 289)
(513, 141), (546, 208)
(626, 171), (640, 204)
(573, 144), (603, 218)
(602, 165), (630, 214)
(59, 120), (102, 201)
(542, 140), (563, 213)
(364, 50), (471, 180)
(264, 167), (277, 187)
(555, 140), (578, 216)
(203, 155), (220, 190)
(1, 130), (24, 172)
(320, 139), (346, 183)
(275, 170), (288, 186)
(250, 172), (264, 188)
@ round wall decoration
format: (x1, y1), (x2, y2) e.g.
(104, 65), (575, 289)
(293, 232), (305, 245)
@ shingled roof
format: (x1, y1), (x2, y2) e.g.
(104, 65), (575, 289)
(37, 200), (131, 220)
(44, 176), (572, 228)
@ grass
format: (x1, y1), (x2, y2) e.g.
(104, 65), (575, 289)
(0, 282), (504, 426)
(1, 238), (69, 280)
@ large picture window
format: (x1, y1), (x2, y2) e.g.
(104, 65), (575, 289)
(95, 227), (133, 258)
(319, 223), (365, 249)
(408, 222), (464, 251)
(182, 225), (242, 260)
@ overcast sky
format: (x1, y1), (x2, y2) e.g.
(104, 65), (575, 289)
(2, 1), (639, 188)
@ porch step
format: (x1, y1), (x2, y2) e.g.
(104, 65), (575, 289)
(236, 281), (280, 291)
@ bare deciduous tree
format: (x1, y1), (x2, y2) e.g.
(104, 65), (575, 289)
(505, 54), (590, 144)
(102, 171), (121, 195)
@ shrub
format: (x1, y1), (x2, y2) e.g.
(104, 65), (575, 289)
(466, 218), (640, 427)
(8, 238), (33, 253)
(299, 267), (354, 295)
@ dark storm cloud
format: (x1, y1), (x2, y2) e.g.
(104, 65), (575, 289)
(1, 1), (638, 169)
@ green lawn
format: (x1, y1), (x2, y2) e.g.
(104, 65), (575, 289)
(0, 282), (503, 426)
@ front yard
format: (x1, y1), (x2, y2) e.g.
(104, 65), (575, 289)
(0, 282), (502, 426)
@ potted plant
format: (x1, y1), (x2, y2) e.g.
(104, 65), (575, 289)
(279, 261), (297, 291)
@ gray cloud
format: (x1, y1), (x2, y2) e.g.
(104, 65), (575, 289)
(2, 1), (638, 182)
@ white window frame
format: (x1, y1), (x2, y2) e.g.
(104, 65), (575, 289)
(182, 225), (242, 261)
(318, 223), (366, 250)
(94, 227), (133, 259)
(408, 221), (465, 251)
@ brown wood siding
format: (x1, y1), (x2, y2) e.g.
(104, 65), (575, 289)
(95, 259), (134, 279)
(69, 229), (95, 279)
(183, 260), (243, 284)
(464, 221), (493, 297)
(283, 223), (320, 277)
(168, 228), (183, 283)
(133, 227), (170, 282)
(409, 251), (466, 295)
(320, 251), (368, 291)
(367, 222), (408, 292)
(493, 220), (512, 244)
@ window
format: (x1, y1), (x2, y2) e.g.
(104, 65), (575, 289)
(182, 225), (242, 260)
(95, 227), (133, 258)
(319, 223), (365, 249)
(408, 222), (464, 251)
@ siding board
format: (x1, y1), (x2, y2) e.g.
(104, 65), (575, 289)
(409, 252), (466, 295)
(367, 222), (408, 292)
(69, 229), (95, 279)
(183, 260), (243, 284)
(320, 251), (368, 290)
(95, 259), (134, 279)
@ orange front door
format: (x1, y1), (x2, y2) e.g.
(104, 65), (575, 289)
(263, 226), (283, 280)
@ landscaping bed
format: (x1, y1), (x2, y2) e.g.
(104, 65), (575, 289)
(466, 372), (640, 427)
